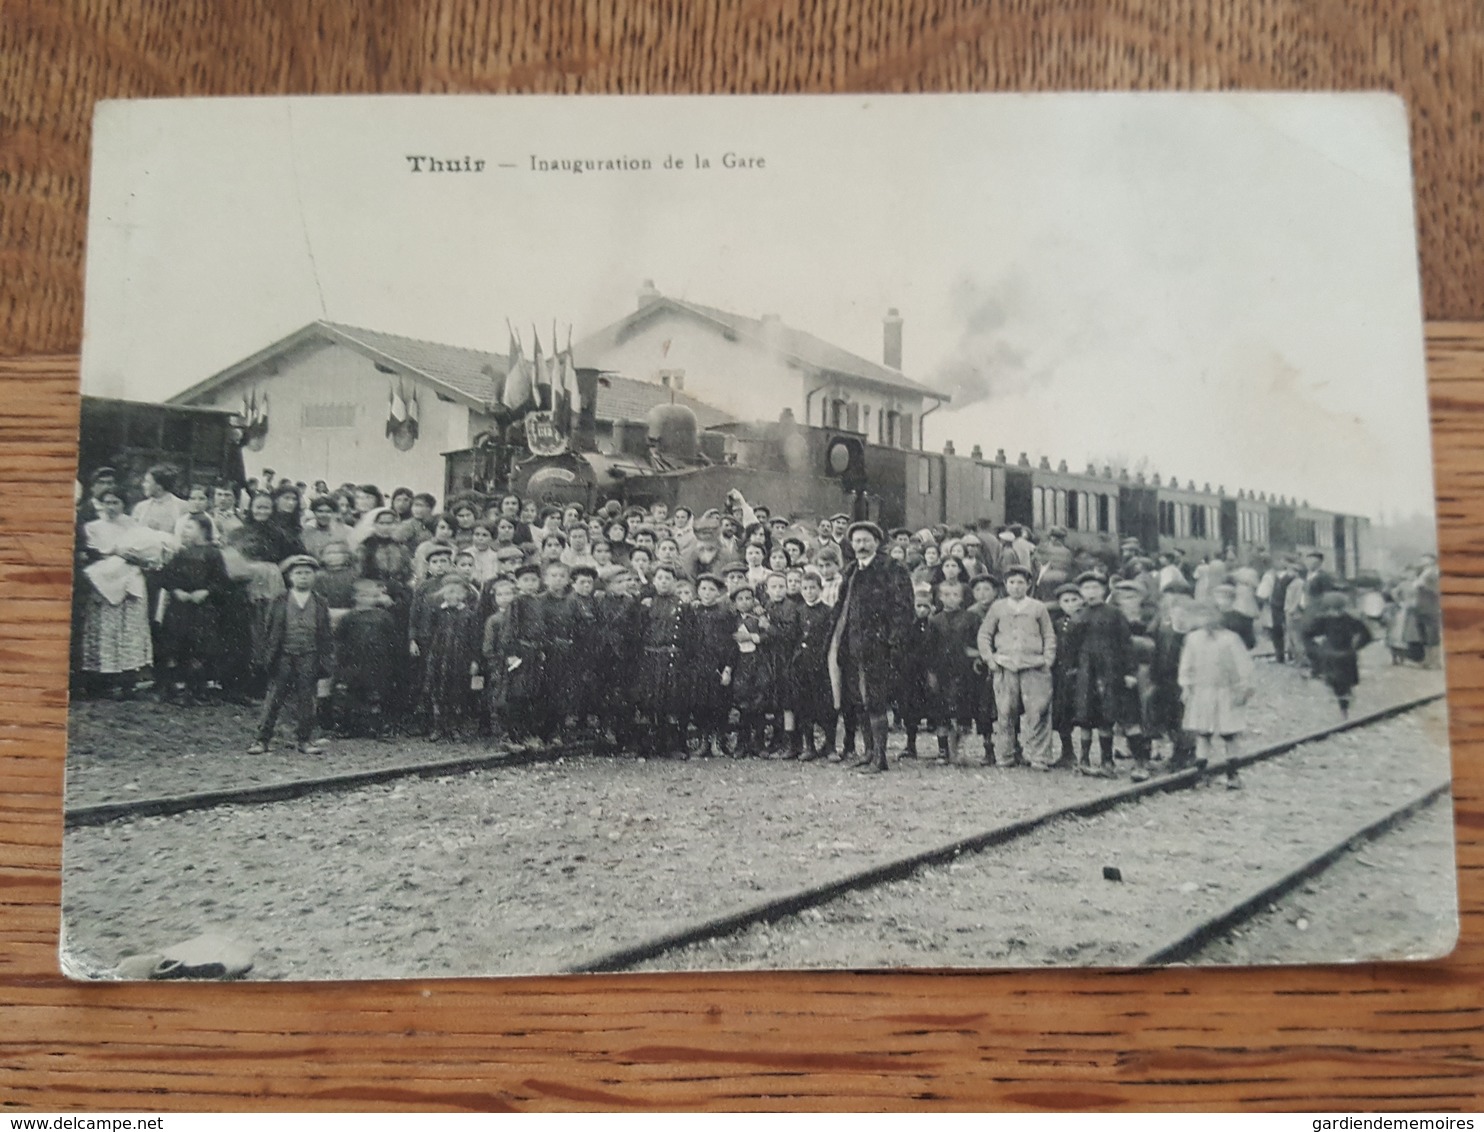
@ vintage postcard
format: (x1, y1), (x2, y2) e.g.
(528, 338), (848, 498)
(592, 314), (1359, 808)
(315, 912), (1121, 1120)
(64, 93), (1455, 980)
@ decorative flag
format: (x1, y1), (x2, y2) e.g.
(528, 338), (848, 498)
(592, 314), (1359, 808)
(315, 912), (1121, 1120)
(406, 386), (419, 441)
(531, 325), (550, 411)
(553, 324), (575, 437)
(501, 324), (533, 412)
(239, 388), (270, 450)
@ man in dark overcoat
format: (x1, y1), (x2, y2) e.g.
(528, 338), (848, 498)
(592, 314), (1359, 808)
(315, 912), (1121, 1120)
(828, 520), (915, 774)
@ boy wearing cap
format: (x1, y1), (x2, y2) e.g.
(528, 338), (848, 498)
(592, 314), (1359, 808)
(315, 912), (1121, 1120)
(722, 580), (766, 755)
(1047, 583), (1085, 768)
(1112, 578), (1160, 781)
(965, 573), (1002, 759)
(595, 567), (644, 752)
(565, 565), (602, 733)
(925, 579), (980, 764)
(641, 564), (690, 757)
(249, 556), (333, 755)
(538, 561), (576, 742)
(500, 563), (548, 748)
(689, 573), (741, 756)
(976, 564), (1056, 769)
(1061, 571), (1135, 776)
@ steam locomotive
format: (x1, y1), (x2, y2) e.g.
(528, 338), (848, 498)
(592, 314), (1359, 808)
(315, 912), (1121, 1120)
(444, 398), (1368, 576)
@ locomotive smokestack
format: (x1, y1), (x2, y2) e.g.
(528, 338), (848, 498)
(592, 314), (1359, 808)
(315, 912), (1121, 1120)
(883, 307), (903, 370)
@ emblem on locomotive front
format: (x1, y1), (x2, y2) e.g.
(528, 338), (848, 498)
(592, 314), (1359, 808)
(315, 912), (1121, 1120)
(524, 411), (569, 457)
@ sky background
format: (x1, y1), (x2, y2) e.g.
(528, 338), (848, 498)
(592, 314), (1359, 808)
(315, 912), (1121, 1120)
(81, 93), (1435, 520)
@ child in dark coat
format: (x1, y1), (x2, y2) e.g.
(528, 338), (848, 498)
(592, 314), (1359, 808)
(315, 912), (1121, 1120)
(538, 561), (575, 741)
(1062, 571), (1135, 777)
(687, 574), (739, 758)
(728, 584), (768, 756)
(1046, 583), (1083, 769)
(595, 568), (643, 753)
(926, 579), (979, 763)
(758, 571), (801, 756)
(158, 512), (230, 703)
(479, 575), (518, 745)
(565, 565), (602, 734)
(421, 575), (482, 741)
(502, 563), (548, 748)
(640, 564), (689, 757)
(333, 577), (399, 737)
(1304, 591), (1374, 717)
(964, 573), (1001, 761)
(895, 591), (935, 758)
(793, 570), (837, 761)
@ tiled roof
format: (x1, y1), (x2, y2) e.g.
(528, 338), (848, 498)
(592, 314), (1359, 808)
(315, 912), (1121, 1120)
(323, 322), (731, 426)
(321, 322), (509, 404)
(174, 320), (734, 427)
(577, 295), (947, 401)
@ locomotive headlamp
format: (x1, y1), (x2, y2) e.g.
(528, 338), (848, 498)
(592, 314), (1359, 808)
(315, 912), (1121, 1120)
(824, 435), (867, 492)
(827, 439), (853, 475)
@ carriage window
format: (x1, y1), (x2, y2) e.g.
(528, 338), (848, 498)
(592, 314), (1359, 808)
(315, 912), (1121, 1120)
(1097, 494), (1110, 533)
(1065, 490), (1079, 530)
(917, 456), (932, 495)
(982, 467), (994, 500)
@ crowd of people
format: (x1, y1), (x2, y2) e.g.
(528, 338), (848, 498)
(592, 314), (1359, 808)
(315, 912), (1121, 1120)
(73, 462), (1442, 784)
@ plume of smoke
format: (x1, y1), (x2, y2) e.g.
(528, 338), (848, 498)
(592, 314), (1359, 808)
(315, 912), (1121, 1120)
(929, 275), (1054, 408)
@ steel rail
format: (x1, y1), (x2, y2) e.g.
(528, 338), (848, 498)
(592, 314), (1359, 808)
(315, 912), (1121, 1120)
(1141, 779), (1451, 965)
(64, 740), (593, 828)
(568, 691), (1445, 973)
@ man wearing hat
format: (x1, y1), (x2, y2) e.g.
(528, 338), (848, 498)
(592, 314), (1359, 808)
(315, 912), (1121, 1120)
(249, 555), (333, 755)
(827, 520), (914, 774)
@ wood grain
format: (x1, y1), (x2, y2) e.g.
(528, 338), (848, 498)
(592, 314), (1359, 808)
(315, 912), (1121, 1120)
(0, 331), (1478, 1112)
(2, 0), (1483, 351)
(4, 1), (1484, 1109)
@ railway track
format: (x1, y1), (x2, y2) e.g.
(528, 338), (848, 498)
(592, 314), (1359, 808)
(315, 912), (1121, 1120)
(567, 690), (1448, 973)
(63, 739), (593, 829)
(1142, 778), (1451, 965)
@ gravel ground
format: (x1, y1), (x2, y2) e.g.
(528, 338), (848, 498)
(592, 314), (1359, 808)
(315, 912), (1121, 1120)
(632, 701), (1456, 973)
(58, 645), (1453, 980)
(1194, 796), (1461, 965)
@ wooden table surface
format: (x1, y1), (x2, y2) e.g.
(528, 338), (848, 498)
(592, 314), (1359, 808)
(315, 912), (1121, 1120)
(3, 2), (1483, 1112)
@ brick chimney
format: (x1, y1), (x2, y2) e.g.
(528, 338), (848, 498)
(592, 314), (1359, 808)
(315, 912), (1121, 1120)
(883, 307), (903, 370)
(637, 279), (660, 310)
